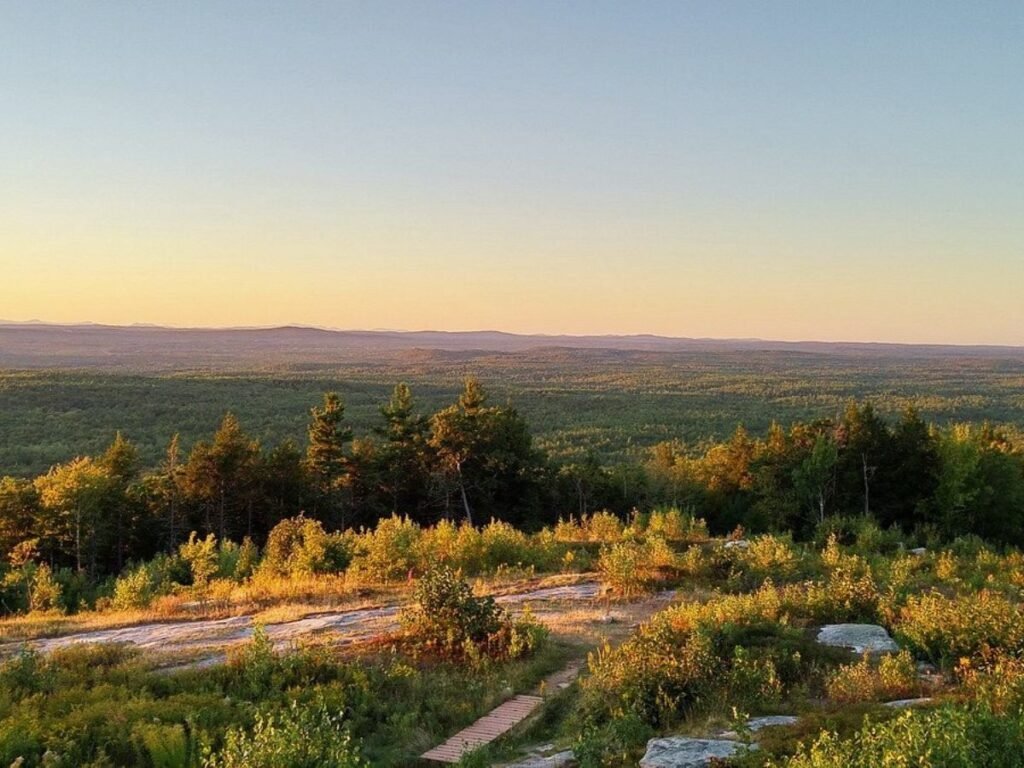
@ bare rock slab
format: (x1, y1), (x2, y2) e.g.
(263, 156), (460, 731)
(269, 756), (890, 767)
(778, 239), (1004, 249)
(719, 715), (799, 738)
(503, 751), (575, 767)
(639, 737), (753, 767)
(816, 624), (899, 654)
(883, 698), (933, 708)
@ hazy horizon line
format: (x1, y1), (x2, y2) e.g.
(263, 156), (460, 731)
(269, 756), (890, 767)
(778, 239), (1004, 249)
(2, 317), (1022, 351)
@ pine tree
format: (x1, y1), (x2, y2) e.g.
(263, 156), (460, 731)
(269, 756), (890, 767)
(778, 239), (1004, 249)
(375, 383), (430, 518)
(305, 393), (351, 527)
(182, 414), (261, 541)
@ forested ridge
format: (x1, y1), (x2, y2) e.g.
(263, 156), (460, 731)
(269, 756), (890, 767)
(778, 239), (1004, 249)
(2, 376), (1024, 616)
(3, 342), (1024, 478)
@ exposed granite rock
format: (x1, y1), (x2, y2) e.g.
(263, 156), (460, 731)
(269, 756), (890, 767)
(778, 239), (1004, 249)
(639, 737), (753, 767)
(502, 746), (576, 767)
(816, 624), (899, 654)
(883, 698), (933, 708)
(719, 715), (799, 739)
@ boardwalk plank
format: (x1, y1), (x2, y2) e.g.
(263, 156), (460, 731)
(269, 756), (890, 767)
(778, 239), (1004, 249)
(421, 695), (545, 763)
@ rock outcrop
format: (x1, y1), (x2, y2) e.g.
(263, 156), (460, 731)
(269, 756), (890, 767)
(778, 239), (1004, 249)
(639, 737), (752, 767)
(816, 624), (899, 654)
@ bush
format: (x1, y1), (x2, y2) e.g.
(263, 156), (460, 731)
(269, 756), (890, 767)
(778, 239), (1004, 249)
(203, 700), (366, 768)
(29, 563), (62, 613)
(479, 519), (538, 571)
(895, 589), (1024, 664)
(401, 565), (502, 645)
(133, 722), (198, 768)
(598, 538), (676, 597)
(643, 507), (708, 543)
(399, 565), (546, 661)
(0, 648), (53, 697)
(112, 564), (155, 610)
(775, 705), (1024, 768)
(261, 517), (350, 577)
(554, 511), (624, 544)
(180, 532), (219, 587)
(825, 650), (918, 703)
(349, 515), (421, 583)
(580, 584), (790, 728)
(731, 534), (801, 586)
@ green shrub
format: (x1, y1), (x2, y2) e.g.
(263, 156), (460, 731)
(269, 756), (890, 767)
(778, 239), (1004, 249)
(180, 532), (219, 588)
(203, 700), (366, 768)
(133, 722), (198, 768)
(350, 515), (421, 583)
(776, 705), (1024, 768)
(28, 563), (62, 613)
(0, 648), (53, 697)
(597, 537), (676, 597)
(400, 565), (546, 661)
(895, 589), (1024, 664)
(580, 584), (792, 729)
(554, 511), (625, 544)
(112, 564), (155, 610)
(260, 517), (350, 577)
(234, 537), (259, 580)
(643, 507), (708, 543)
(400, 566), (503, 647)
(825, 650), (918, 704)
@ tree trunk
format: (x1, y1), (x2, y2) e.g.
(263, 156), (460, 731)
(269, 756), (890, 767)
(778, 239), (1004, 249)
(456, 460), (473, 526)
(75, 508), (82, 572)
(218, 479), (226, 541)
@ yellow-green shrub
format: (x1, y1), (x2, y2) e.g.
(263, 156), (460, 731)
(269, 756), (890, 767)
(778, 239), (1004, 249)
(349, 515), (421, 583)
(895, 590), (1024, 664)
(826, 650), (918, 703)
(643, 508), (708, 543)
(598, 537), (677, 597)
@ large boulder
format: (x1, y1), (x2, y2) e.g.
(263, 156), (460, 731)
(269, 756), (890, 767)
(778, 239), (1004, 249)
(639, 737), (752, 767)
(816, 624), (899, 654)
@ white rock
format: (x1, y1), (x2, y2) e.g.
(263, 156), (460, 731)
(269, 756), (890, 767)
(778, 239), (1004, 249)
(909, 547), (927, 556)
(639, 737), (753, 767)
(883, 698), (933, 708)
(719, 715), (799, 738)
(816, 624), (899, 654)
(724, 539), (750, 550)
(503, 751), (575, 767)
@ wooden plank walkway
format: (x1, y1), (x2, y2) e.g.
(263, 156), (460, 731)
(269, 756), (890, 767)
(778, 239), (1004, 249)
(422, 660), (584, 763)
(421, 694), (545, 763)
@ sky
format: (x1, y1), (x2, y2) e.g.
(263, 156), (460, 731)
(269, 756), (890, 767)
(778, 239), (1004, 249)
(2, 2), (1023, 344)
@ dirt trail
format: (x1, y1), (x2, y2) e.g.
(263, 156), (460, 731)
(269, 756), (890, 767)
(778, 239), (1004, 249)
(3, 582), (603, 662)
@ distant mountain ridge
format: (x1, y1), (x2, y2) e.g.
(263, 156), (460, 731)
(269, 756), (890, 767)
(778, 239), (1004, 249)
(1, 322), (1022, 372)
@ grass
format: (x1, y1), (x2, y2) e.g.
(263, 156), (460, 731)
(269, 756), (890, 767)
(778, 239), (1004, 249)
(6, 525), (1024, 766)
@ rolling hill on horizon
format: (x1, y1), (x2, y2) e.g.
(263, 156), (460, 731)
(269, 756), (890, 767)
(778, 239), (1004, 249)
(2, 322), (1023, 373)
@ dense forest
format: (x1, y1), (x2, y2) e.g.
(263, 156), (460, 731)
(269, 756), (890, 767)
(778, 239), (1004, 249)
(3, 342), (1024, 478)
(2, 376), (1024, 615)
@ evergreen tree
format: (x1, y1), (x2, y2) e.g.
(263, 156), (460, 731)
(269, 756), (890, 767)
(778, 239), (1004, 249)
(182, 414), (261, 541)
(99, 432), (143, 570)
(0, 477), (40, 562)
(305, 393), (352, 527)
(374, 383), (431, 520)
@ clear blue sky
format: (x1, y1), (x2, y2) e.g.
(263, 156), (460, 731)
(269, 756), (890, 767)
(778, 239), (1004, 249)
(2, 2), (1022, 343)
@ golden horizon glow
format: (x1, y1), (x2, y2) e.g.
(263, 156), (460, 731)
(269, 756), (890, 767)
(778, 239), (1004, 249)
(3, 4), (1022, 346)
